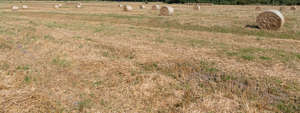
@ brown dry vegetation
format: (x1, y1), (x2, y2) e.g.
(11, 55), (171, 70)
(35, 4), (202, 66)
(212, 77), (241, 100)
(0, 1), (299, 113)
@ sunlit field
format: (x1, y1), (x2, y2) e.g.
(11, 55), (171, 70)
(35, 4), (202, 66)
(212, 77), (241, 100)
(0, 1), (299, 113)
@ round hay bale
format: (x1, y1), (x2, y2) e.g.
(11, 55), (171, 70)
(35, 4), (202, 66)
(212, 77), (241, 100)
(11, 6), (19, 11)
(22, 5), (28, 9)
(255, 7), (261, 11)
(194, 5), (200, 10)
(152, 5), (160, 10)
(256, 10), (285, 30)
(119, 4), (123, 8)
(140, 5), (145, 9)
(290, 6), (296, 10)
(76, 4), (81, 8)
(58, 4), (62, 7)
(160, 6), (174, 16)
(54, 4), (60, 9)
(123, 5), (133, 11)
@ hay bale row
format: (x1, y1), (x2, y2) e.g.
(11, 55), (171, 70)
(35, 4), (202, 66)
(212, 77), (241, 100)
(186, 3), (213, 6)
(256, 10), (284, 30)
(11, 5), (29, 11)
(256, 6), (296, 11)
(120, 4), (175, 16)
(119, 4), (146, 9)
(280, 6), (297, 11)
(54, 3), (81, 9)
(119, 4), (201, 12)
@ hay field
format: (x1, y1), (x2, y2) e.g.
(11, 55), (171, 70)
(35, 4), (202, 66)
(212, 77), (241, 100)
(0, 1), (299, 113)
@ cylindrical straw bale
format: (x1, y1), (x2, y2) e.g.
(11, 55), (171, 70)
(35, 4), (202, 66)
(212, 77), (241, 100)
(54, 4), (60, 9)
(22, 5), (28, 9)
(160, 6), (174, 16)
(194, 5), (200, 10)
(123, 5), (133, 11)
(11, 6), (19, 11)
(290, 6), (296, 10)
(140, 5), (145, 9)
(76, 4), (81, 8)
(256, 10), (285, 30)
(255, 7), (261, 11)
(152, 5), (160, 10)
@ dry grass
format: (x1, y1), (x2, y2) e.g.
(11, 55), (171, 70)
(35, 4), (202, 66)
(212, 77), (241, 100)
(0, 1), (299, 113)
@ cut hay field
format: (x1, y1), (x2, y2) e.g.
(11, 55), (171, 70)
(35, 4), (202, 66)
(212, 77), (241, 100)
(0, 1), (299, 113)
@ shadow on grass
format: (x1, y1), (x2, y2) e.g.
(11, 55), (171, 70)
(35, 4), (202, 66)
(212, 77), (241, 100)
(245, 25), (260, 29)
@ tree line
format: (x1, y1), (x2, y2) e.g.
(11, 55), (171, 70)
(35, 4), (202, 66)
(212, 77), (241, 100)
(13, 0), (300, 5)
(164, 0), (300, 5)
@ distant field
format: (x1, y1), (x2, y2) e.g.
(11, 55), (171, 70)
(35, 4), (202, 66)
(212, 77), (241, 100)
(0, 1), (299, 113)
